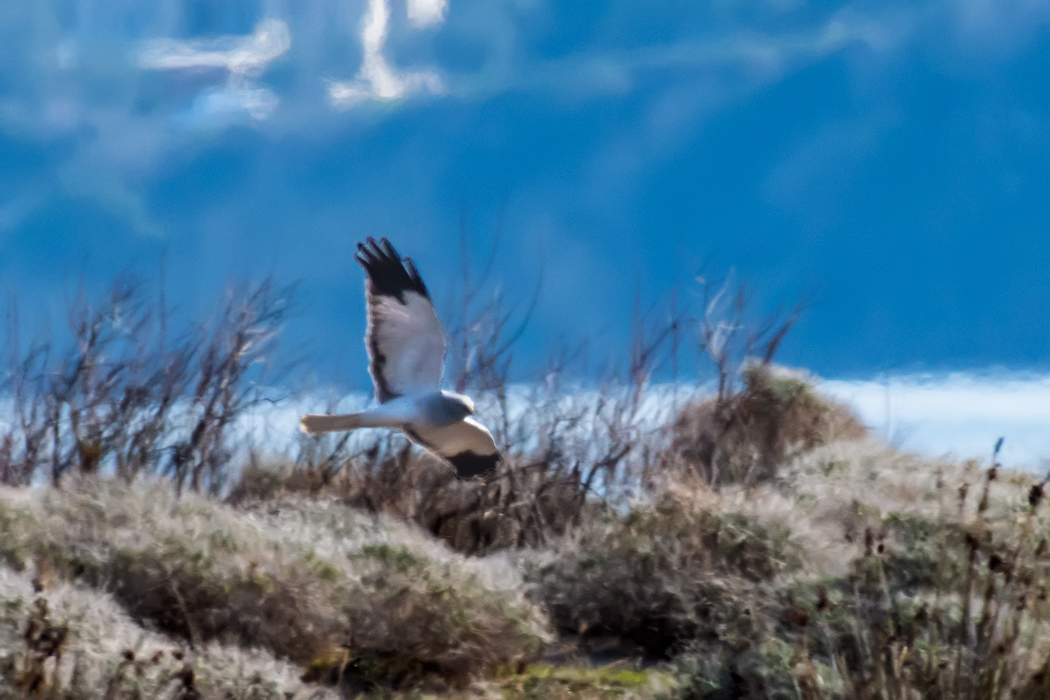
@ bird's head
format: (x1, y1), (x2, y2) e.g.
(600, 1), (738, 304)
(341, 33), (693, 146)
(443, 391), (475, 418)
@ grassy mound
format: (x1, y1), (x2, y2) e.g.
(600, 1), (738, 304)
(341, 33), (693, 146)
(664, 441), (1050, 700)
(672, 365), (868, 485)
(524, 431), (1050, 700)
(0, 566), (334, 699)
(526, 487), (803, 659)
(0, 478), (547, 691)
(0, 371), (1046, 699)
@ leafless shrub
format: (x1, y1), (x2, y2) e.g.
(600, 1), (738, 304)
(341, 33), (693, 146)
(166, 279), (290, 495)
(655, 272), (864, 487)
(0, 275), (289, 494)
(44, 279), (195, 486)
(0, 298), (50, 487)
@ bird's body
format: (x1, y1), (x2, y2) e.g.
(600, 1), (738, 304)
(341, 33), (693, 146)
(299, 238), (502, 480)
(301, 390), (471, 431)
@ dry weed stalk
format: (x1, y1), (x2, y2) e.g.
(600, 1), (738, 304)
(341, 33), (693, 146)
(671, 273), (827, 487)
(791, 440), (1050, 700)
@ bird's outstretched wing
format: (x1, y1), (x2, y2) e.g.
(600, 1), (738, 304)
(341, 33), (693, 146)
(355, 238), (445, 403)
(407, 418), (502, 480)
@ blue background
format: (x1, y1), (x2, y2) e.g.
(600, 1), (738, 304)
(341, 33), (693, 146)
(2, 0), (1049, 390)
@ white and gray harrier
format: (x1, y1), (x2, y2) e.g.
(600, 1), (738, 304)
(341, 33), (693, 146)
(300, 237), (501, 479)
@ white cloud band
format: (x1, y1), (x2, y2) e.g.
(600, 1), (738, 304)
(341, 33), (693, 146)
(820, 373), (1050, 469)
(138, 19), (290, 76)
(138, 19), (290, 123)
(328, 0), (444, 108)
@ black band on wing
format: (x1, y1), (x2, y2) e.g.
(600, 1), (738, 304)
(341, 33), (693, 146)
(368, 342), (398, 403)
(446, 450), (501, 480)
(355, 237), (430, 303)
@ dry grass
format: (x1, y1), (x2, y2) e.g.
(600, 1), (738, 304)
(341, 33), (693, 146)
(0, 477), (547, 692)
(230, 441), (595, 558)
(5, 262), (1050, 699)
(526, 487), (803, 659)
(520, 421), (1050, 700)
(781, 438), (1037, 577)
(672, 365), (868, 487)
(1, 381), (1048, 699)
(661, 439), (1050, 700)
(0, 565), (336, 699)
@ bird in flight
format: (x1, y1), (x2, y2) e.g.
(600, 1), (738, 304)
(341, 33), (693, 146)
(300, 238), (502, 479)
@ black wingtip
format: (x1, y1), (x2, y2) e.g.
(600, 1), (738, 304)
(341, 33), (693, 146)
(355, 238), (430, 303)
(447, 450), (501, 480)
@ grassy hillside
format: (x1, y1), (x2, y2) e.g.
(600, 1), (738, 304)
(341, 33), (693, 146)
(1, 279), (1047, 698)
(1, 367), (1048, 699)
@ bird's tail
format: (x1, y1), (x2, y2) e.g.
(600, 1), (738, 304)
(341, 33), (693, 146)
(300, 413), (365, 434)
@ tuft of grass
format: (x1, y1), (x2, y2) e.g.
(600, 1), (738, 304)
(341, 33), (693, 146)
(672, 365), (868, 487)
(498, 663), (663, 700)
